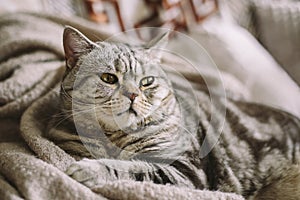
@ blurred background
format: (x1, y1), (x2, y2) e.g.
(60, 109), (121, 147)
(0, 0), (299, 84)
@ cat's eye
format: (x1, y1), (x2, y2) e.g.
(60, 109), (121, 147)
(100, 73), (118, 84)
(140, 76), (155, 87)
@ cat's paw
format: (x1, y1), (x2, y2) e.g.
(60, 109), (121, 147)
(66, 158), (110, 188)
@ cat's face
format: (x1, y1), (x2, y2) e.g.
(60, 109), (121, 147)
(61, 27), (177, 133)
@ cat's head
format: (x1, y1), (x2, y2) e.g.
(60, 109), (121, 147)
(61, 27), (179, 134)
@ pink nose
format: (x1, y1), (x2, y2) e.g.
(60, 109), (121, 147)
(124, 92), (138, 101)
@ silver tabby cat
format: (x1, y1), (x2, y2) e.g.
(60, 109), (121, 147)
(54, 26), (300, 199)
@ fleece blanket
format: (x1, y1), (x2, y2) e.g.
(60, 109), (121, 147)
(0, 12), (245, 200)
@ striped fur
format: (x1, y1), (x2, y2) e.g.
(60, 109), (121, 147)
(48, 27), (300, 199)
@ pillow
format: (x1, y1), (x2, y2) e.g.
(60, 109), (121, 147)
(185, 17), (300, 118)
(0, 0), (42, 13)
(253, 0), (300, 85)
(218, 0), (256, 35)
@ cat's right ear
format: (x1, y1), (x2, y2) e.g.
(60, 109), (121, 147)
(145, 31), (169, 62)
(63, 26), (96, 69)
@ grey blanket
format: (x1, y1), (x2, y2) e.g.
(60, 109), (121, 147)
(0, 12), (244, 200)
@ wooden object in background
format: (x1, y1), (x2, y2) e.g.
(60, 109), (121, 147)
(83, 0), (219, 35)
(189, 0), (218, 23)
(84, 0), (125, 31)
(134, 0), (188, 32)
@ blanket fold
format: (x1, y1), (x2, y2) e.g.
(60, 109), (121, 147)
(0, 142), (105, 200)
(0, 12), (245, 200)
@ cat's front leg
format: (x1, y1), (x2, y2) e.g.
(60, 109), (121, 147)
(66, 158), (126, 188)
(66, 158), (202, 189)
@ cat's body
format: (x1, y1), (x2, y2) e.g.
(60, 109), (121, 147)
(48, 27), (300, 199)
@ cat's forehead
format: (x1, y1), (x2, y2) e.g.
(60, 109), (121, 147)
(86, 42), (157, 75)
(95, 42), (140, 58)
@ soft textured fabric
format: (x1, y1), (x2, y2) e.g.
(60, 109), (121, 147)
(220, 0), (300, 85)
(189, 17), (300, 118)
(0, 12), (245, 200)
(253, 0), (300, 84)
(219, 0), (256, 35)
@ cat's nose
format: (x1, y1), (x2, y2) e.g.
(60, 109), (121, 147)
(124, 91), (138, 101)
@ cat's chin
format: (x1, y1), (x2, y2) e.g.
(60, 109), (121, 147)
(98, 111), (141, 133)
(128, 120), (140, 131)
(123, 112), (143, 132)
(116, 114), (150, 133)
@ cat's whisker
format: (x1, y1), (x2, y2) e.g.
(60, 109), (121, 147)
(52, 107), (96, 129)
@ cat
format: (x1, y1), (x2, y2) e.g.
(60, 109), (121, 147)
(50, 26), (300, 199)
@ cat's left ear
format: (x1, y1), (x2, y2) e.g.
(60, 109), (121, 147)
(145, 32), (169, 61)
(63, 26), (96, 69)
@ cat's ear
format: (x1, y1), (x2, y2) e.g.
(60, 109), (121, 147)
(145, 32), (169, 61)
(63, 26), (96, 69)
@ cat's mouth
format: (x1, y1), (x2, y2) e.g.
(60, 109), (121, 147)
(129, 107), (137, 116)
(116, 106), (137, 116)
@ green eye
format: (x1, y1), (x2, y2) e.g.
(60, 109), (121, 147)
(100, 73), (118, 84)
(140, 76), (155, 87)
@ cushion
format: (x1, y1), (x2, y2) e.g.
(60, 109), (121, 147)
(184, 17), (300, 118)
(219, 0), (256, 35)
(253, 0), (300, 85)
